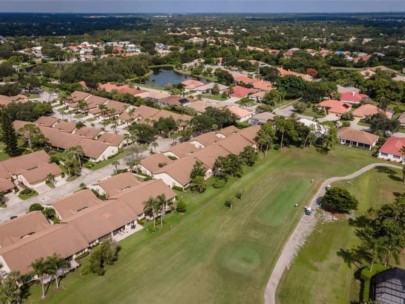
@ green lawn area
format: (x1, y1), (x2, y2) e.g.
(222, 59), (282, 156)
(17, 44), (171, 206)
(0, 143), (9, 161)
(277, 167), (405, 304)
(26, 146), (379, 304)
(88, 153), (123, 171)
(73, 114), (86, 119)
(302, 107), (326, 118)
(357, 120), (371, 127)
(201, 94), (227, 101)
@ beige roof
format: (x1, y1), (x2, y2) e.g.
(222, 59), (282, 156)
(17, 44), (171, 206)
(98, 172), (141, 197)
(106, 100), (128, 114)
(337, 127), (379, 145)
(0, 178), (15, 192)
(140, 153), (175, 174)
(85, 95), (109, 108)
(137, 90), (171, 100)
(0, 211), (51, 249)
(186, 100), (225, 113)
(64, 200), (136, 243)
(97, 133), (125, 147)
(217, 133), (253, 155)
(39, 126), (111, 159)
(166, 142), (200, 158)
(52, 189), (102, 219)
(237, 125), (260, 143)
(216, 125), (239, 137)
(1, 150), (51, 176)
(134, 105), (160, 119)
(352, 104), (393, 119)
(118, 111), (136, 123)
(111, 179), (176, 215)
(156, 156), (198, 186)
(70, 91), (91, 102)
(20, 162), (62, 185)
(74, 127), (101, 139)
(35, 116), (58, 127)
(193, 144), (230, 168)
(0, 224), (89, 274)
(192, 132), (222, 147)
(53, 121), (76, 133)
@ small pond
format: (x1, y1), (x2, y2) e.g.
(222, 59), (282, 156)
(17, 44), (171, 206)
(146, 68), (205, 87)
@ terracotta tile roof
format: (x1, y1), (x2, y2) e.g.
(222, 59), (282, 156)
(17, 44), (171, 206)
(52, 189), (101, 219)
(0, 211), (51, 248)
(318, 99), (351, 114)
(253, 81), (273, 91)
(230, 86), (256, 98)
(98, 172), (141, 197)
(233, 76), (258, 84)
(379, 137), (405, 157)
(182, 79), (205, 89)
(337, 127), (379, 146)
(97, 133), (125, 147)
(79, 139), (111, 160)
(35, 116), (58, 127)
(227, 105), (252, 118)
(340, 92), (369, 103)
(134, 105), (161, 119)
(159, 95), (191, 107)
(352, 104), (393, 119)
(140, 153), (175, 174)
(85, 95), (109, 108)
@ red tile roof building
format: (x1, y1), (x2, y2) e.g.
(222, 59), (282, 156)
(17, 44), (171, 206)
(378, 137), (405, 162)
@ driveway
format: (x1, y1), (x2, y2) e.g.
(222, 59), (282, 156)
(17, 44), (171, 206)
(0, 137), (174, 223)
(264, 163), (402, 304)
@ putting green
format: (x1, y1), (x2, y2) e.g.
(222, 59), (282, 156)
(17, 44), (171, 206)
(219, 242), (262, 275)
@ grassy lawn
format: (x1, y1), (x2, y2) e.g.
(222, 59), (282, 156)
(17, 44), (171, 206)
(201, 94), (227, 101)
(26, 146), (379, 304)
(302, 107), (326, 118)
(88, 153), (123, 171)
(277, 167), (405, 304)
(0, 143), (9, 161)
(18, 189), (38, 200)
(73, 114), (86, 119)
(357, 120), (371, 127)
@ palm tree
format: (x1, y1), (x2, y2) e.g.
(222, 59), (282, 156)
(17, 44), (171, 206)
(112, 160), (120, 174)
(77, 100), (88, 114)
(0, 271), (22, 304)
(46, 254), (69, 290)
(144, 198), (159, 228)
(31, 257), (50, 299)
(46, 173), (56, 187)
(156, 194), (167, 226)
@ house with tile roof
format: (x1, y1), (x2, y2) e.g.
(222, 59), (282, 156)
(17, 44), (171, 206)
(337, 127), (379, 150)
(318, 99), (352, 115)
(378, 137), (405, 162)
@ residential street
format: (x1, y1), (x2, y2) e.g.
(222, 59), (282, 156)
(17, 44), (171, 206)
(263, 162), (402, 304)
(0, 137), (174, 223)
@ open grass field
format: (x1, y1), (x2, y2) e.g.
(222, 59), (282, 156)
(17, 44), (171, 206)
(277, 167), (405, 304)
(26, 146), (378, 304)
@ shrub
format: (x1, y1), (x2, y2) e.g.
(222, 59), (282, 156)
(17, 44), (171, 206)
(29, 203), (44, 212)
(236, 190), (243, 199)
(341, 121), (350, 127)
(360, 265), (390, 302)
(224, 199), (233, 208)
(176, 200), (187, 213)
(273, 144), (280, 150)
(320, 187), (358, 214)
(213, 178), (226, 189)
(85, 162), (94, 169)
(167, 155), (178, 161)
(172, 185), (184, 192)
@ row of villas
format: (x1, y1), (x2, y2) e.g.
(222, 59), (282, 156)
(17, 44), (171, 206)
(0, 172), (176, 276)
(0, 150), (63, 194)
(138, 125), (260, 189)
(13, 116), (126, 162)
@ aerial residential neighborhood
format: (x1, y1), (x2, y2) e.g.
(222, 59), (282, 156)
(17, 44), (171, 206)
(0, 4), (404, 304)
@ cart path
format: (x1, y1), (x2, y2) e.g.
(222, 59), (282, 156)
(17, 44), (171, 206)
(264, 163), (402, 304)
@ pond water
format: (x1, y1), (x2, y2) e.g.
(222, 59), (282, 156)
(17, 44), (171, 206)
(146, 68), (204, 87)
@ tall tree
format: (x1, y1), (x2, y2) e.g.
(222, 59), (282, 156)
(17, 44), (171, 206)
(1, 112), (18, 156)
(0, 271), (22, 304)
(18, 123), (49, 151)
(46, 254), (69, 289)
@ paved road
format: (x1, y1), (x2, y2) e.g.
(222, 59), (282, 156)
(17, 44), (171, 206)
(0, 138), (174, 222)
(264, 162), (401, 304)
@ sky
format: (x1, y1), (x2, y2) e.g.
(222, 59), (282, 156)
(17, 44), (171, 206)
(0, 0), (404, 14)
